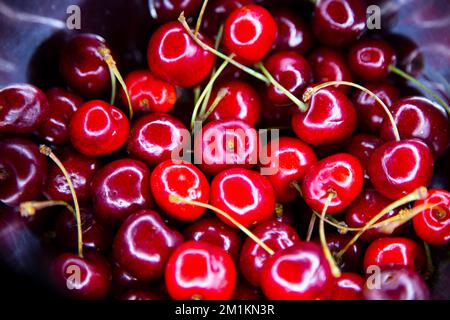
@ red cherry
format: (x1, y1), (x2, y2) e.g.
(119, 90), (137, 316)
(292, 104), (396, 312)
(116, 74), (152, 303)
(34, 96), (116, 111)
(260, 136), (317, 203)
(127, 113), (188, 167)
(69, 100), (130, 156)
(239, 220), (300, 287)
(260, 242), (334, 300)
(292, 87), (357, 145)
(165, 241), (237, 300)
(413, 189), (450, 245)
(147, 21), (215, 87)
(222, 4), (277, 64)
(331, 272), (364, 300)
(122, 70), (176, 114)
(301, 153), (364, 214)
(149, 0), (202, 23)
(345, 134), (383, 179)
(0, 84), (49, 134)
(210, 168), (276, 228)
(259, 100), (296, 128)
(385, 33), (423, 76)
(324, 234), (365, 273)
(113, 209), (183, 281)
(111, 261), (142, 293)
(368, 139), (434, 200)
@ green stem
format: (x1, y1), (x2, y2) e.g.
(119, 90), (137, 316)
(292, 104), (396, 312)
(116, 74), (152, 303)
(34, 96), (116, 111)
(200, 88), (228, 121)
(195, 0), (210, 36)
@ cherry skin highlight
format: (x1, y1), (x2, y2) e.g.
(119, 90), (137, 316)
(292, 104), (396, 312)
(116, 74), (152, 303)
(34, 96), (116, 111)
(331, 272), (364, 300)
(149, 0), (203, 23)
(272, 9), (313, 54)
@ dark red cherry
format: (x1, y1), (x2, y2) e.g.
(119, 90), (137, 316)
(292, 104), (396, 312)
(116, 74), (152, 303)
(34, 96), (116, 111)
(362, 265), (430, 300)
(118, 289), (165, 300)
(301, 153), (364, 214)
(0, 138), (47, 206)
(385, 33), (423, 76)
(222, 4), (277, 64)
(69, 100), (130, 156)
(205, 80), (262, 126)
(324, 234), (365, 273)
(122, 70), (176, 114)
(165, 241), (237, 300)
(0, 84), (49, 134)
(259, 100), (296, 128)
(232, 281), (263, 300)
(210, 168), (276, 228)
(348, 38), (396, 81)
(59, 33), (111, 97)
(239, 220), (300, 287)
(51, 251), (112, 300)
(260, 136), (317, 203)
(113, 209), (183, 281)
(149, 0), (202, 23)
(127, 113), (188, 167)
(43, 149), (99, 202)
(111, 261), (142, 292)
(91, 159), (153, 224)
(264, 51), (313, 105)
(331, 272), (364, 300)
(352, 82), (401, 134)
(345, 134), (383, 179)
(272, 9), (313, 54)
(38, 88), (83, 145)
(150, 159), (209, 221)
(148, 22), (215, 87)
(380, 97), (450, 157)
(413, 189), (450, 246)
(313, 0), (366, 47)
(260, 242), (334, 300)
(184, 217), (242, 261)
(194, 119), (258, 175)
(368, 139), (434, 200)
(292, 87), (357, 145)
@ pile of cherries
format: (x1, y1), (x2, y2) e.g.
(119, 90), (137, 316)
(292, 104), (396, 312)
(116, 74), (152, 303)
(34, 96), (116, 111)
(0, 0), (449, 300)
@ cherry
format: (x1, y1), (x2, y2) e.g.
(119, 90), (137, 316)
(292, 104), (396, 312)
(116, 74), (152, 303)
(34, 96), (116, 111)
(43, 149), (100, 202)
(272, 9), (313, 54)
(121, 70), (176, 114)
(150, 159), (209, 221)
(313, 0), (366, 47)
(37, 88), (83, 145)
(111, 261), (142, 293)
(205, 80), (262, 126)
(301, 153), (364, 214)
(260, 136), (317, 203)
(331, 272), (364, 300)
(363, 237), (426, 273)
(148, 21), (215, 87)
(194, 119), (258, 175)
(324, 234), (365, 273)
(263, 51), (313, 105)
(59, 33), (111, 97)
(362, 265), (430, 300)
(165, 241), (237, 300)
(0, 84), (49, 134)
(0, 138), (47, 206)
(91, 159), (153, 224)
(210, 168), (276, 228)
(379, 97), (450, 157)
(412, 189), (450, 245)
(260, 242), (334, 300)
(149, 0), (202, 23)
(345, 134), (383, 179)
(184, 217), (242, 261)
(367, 139), (434, 200)
(385, 33), (423, 76)
(292, 87), (357, 145)
(113, 209), (183, 281)
(232, 281), (263, 300)
(259, 100), (296, 128)
(51, 251), (112, 300)
(348, 38), (396, 81)
(239, 220), (300, 287)
(127, 113), (188, 167)
(118, 289), (165, 300)
(69, 100), (130, 156)
(352, 82), (401, 134)
(222, 4), (277, 64)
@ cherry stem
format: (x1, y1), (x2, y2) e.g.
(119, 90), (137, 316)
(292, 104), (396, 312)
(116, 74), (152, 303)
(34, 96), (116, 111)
(195, 0), (210, 36)
(98, 46), (133, 120)
(306, 215), (316, 242)
(255, 62), (309, 112)
(423, 241), (434, 279)
(389, 64), (450, 115)
(290, 180), (302, 196)
(39, 145), (83, 258)
(20, 200), (75, 218)
(304, 81), (401, 141)
(108, 66), (117, 105)
(193, 86), (202, 105)
(275, 203), (284, 218)
(169, 194), (275, 255)
(200, 87), (228, 120)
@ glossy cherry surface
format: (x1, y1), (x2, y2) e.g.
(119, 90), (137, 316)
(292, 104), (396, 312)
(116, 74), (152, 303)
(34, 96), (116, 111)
(165, 241), (237, 300)
(149, 0), (202, 23)
(331, 272), (364, 300)
(345, 134), (383, 179)
(272, 9), (313, 54)
(324, 234), (365, 273)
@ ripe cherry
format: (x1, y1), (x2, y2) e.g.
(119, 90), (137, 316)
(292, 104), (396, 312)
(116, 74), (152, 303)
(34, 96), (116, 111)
(148, 21), (215, 87)
(368, 139), (434, 200)
(69, 100), (130, 156)
(222, 4), (277, 64)
(331, 272), (364, 300)
(149, 0), (202, 23)
(113, 209), (183, 281)
(345, 134), (383, 180)
(111, 261), (142, 293)
(272, 9), (313, 54)
(324, 234), (365, 273)
(301, 153), (364, 214)
(0, 84), (49, 134)
(260, 100), (296, 128)
(165, 241), (237, 300)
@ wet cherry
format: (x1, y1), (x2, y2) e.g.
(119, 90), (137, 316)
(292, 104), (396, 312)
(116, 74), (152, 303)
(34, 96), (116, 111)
(149, 0), (203, 23)
(345, 134), (383, 180)
(331, 272), (364, 300)
(272, 9), (313, 54)
(324, 234), (365, 273)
